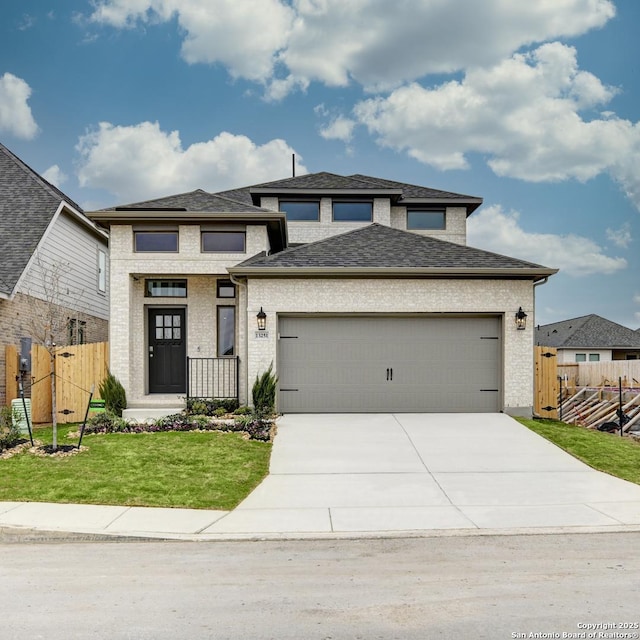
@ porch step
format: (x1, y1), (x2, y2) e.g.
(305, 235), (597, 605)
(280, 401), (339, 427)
(123, 407), (185, 423)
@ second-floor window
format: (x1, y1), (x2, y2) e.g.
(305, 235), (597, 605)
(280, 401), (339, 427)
(280, 201), (320, 221)
(333, 201), (372, 222)
(407, 210), (446, 230)
(201, 231), (246, 252)
(97, 249), (107, 293)
(134, 231), (178, 252)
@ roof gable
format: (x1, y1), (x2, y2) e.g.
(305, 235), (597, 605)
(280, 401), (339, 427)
(536, 314), (640, 349)
(0, 142), (85, 296)
(231, 223), (555, 277)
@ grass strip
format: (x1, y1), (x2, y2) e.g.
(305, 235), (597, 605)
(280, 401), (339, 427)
(0, 425), (271, 510)
(517, 418), (640, 485)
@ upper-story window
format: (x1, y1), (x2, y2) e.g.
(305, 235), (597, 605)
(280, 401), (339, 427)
(201, 231), (245, 253)
(333, 201), (372, 222)
(407, 210), (446, 230)
(97, 249), (107, 293)
(134, 231), (178, 252)
(280, 201), (320, 221)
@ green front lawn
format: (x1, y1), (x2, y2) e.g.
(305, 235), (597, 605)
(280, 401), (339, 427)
(518, 418), (640, 485)
(0, 425), (271, 510)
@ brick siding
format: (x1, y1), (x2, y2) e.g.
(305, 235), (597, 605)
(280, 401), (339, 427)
(0, 292), (108, 406)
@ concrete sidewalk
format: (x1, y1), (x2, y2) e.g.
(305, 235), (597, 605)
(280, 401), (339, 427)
(2, 413), (640, 540)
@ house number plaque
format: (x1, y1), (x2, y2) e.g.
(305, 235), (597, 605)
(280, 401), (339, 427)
(254, 330), (270, 339)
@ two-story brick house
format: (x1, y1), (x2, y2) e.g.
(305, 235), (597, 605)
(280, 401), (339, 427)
(88, 172), (556, 418)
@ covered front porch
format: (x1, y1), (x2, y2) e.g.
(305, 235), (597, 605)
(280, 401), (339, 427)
(123, 356), (240, 421)
(113, 273), (249, 421)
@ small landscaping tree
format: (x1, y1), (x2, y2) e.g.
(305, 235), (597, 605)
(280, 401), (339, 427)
(27, 253), (85, 451)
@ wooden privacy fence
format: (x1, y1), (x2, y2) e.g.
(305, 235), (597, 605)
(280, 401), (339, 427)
(5, 342), (109, 423)
(534, 346), (558, 420)
(558, 361), (640, 388)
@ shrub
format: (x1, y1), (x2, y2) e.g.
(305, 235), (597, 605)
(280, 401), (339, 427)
(185, 397), (239, 416)
(233, 405), (252, 416)
(0, 405), (22, 452)
(81, 409), (274, 441)
(252, 363), (277, 417)
(99, 371), (127, 417)
(84, 411), (129, 434)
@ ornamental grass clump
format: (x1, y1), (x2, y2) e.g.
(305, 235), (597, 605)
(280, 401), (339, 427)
(98, 371), (127, 417)
(252, 363), (277, 418)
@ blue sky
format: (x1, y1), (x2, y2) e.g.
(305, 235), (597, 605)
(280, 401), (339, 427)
(1, 0), (639, 328)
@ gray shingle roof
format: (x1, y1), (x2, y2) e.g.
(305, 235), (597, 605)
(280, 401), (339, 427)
(232, 223), (554, 274)
(101, 189), (270, 213)
(0, 142), (83, 296)
(535, 315), (640, 349)
(248, 171), (400, 191)
(348, 174), (479, 200)
(218, 171), (481, 212)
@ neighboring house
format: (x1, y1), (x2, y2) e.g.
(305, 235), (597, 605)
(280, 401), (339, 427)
(88, 172), (556, 418)
(535, 314), (640, 363)
(0, 142), (109, 405)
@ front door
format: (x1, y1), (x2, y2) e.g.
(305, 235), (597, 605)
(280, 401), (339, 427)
(148, 308), (186, 393)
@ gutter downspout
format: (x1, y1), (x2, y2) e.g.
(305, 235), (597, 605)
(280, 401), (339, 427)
(531, 276), (550, 419)
(532, 276), (550, 332)
(229, 274), (248, 406)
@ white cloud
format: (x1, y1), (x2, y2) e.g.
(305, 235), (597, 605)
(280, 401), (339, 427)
(76, 121), (307, 202)
(18, 14), (36, 30)
(353, 43), (640, 208)
(633, 294), (640, 305)
(0, 73), (39, 139)
(42, 165), (68, 188)
(88, 0), (294, 83)
(319, 116), (356, 143)
(87, 0), (615, 93)
(606, 223), (632, 249)
(467, 205), (626, 277)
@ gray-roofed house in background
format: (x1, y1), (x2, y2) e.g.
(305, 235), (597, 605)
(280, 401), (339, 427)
(0, 141), (109, 405)
(535, 314), (640, 363)
(88, 171), (556, 419)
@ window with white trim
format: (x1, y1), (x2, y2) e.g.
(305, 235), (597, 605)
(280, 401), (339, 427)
(98, 249), (107, 293)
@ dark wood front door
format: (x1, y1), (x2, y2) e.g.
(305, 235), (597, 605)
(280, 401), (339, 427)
(149, 308), (186, 393)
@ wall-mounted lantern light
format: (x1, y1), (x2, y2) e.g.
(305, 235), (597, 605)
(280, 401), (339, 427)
(515, 307), (528, 331)
(257, 307), (267, 331)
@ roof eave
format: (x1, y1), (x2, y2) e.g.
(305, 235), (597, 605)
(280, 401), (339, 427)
(228, 266), (558, 281)
(87, 210), (286, 224)
(400, 197), (483, 215)
(86, 210), (288, 252)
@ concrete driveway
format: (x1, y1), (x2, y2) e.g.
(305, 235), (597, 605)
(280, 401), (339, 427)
(212, 413), (640, 534)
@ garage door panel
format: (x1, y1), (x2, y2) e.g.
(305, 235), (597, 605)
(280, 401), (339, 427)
(278, 316), (501, 413)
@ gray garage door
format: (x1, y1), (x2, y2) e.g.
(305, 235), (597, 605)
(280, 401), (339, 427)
(278, 315), (502, 413)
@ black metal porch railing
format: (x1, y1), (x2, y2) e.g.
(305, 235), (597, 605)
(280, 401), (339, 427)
(186, 357), (239, 402)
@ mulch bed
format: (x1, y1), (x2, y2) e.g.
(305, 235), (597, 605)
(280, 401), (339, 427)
(0, 439), (87, 459)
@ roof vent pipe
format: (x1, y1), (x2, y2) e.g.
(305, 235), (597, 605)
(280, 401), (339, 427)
(292, 153), (295, 177)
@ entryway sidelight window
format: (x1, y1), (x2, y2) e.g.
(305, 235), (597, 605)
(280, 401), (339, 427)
(217, 306), (235, 356)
